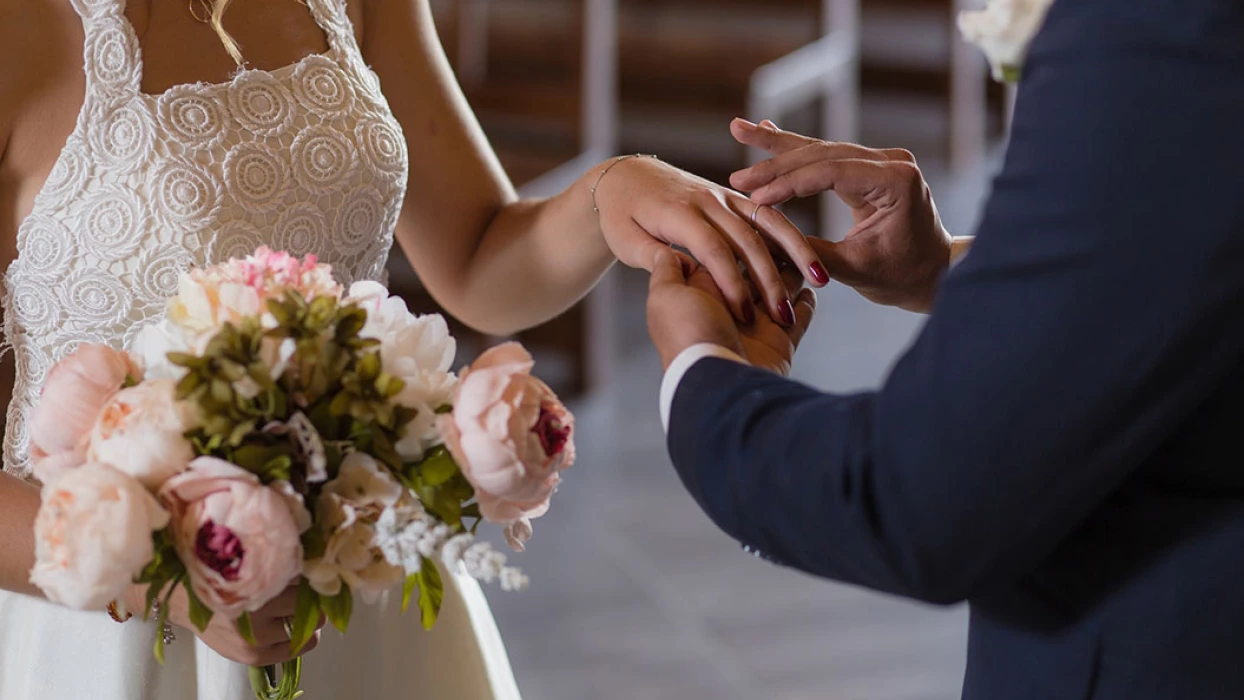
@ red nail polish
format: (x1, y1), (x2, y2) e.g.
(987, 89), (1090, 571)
(743, 303), (756, 325)
(810, 262), (830, 285)
(680, 259), (692, 277)
(779, 300), (796, 326)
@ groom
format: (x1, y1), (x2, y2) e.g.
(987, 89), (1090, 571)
(647, 0), (1244, 697)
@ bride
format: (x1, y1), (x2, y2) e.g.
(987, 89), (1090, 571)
(0, 0), (828, 697)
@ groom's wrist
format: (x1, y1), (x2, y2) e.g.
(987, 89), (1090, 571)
(659, 343), (748, 433)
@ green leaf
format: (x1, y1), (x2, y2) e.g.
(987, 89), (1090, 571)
(184, 582), (215, 633)
(236, 611), (258, 646)
(419, 447), (458, 487)
(319, 584), (354, 633)
(417, 559), (444, 630)
(401, 573), (419, 614)
(289, 579), (322, 655)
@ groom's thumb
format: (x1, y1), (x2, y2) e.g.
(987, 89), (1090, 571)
(649, 250), (687, 291)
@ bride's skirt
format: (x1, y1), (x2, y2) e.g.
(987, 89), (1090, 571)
(0, 564), (521, 700)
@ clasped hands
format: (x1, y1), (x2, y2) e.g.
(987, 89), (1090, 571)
(647, 119), (957, 374)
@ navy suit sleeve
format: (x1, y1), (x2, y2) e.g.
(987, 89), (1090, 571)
(667, 0), (1244, 604)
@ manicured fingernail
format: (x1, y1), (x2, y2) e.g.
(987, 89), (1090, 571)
(743, 302), (756, 325)
(810, 262), (830, 285)
(779, 299), (796, 326)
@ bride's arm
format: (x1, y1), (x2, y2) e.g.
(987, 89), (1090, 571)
(0, 472), (41, 597)
(359, 0), (829, 336)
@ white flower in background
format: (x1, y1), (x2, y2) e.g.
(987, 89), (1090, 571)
(958, 0), (1055, 82)
(345, 281), (458, 460)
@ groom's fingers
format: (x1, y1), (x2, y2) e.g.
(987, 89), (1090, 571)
(731, 141), (883, 194)
(730, 118), (819, 156)
(747, 158), (894, 208)
(649, 250), (688, 291)
(786, 288), (818, 350)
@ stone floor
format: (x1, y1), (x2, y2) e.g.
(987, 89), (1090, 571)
(482, 110), (1000, 700)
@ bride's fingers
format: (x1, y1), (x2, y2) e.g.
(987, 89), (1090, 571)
(703, 205), (791, 323)
(669, 215), (755, 323)
(731, 141), (884, 195)
(725, 193), (826, 289)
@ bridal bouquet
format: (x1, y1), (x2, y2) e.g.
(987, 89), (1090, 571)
(27, 248), (574, 699)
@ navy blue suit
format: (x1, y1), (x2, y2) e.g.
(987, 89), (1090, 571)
(666, 1), (1244, 697)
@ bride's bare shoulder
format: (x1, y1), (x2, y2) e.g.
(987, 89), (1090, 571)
(0, 0), (83, 105)
(0, 0), (84, 138)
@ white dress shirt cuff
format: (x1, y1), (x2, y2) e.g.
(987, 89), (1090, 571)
(659, 343), (748, 434)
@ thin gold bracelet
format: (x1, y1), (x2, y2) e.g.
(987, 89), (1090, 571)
(590, 154), (657, 214)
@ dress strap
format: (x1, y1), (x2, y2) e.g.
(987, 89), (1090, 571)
(68, 0), (144, 107)
(305, 0), (365, 56)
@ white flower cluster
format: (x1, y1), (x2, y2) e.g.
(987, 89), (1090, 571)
(375, 505), (528, 592)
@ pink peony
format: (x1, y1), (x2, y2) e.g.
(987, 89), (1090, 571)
(159, 457), (308, 618)
(30, 462), (169, 610)
(29, 344), (141, 485)
(88, 379), (198, 489)
(437, 342), (575, 551)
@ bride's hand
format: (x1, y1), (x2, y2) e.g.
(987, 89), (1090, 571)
(591, 155), (829, 325)
(127, 583), (323, 666)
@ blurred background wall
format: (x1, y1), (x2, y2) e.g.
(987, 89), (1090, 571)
(390, 2), (1008, 697)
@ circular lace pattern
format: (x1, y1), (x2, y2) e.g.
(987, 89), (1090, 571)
(4, 398), (32, 480)
(9, 272), (62, 333)
(15, 214), (76, 277)
(335, 185), (386, 256)
(152, 158), (221, 226)
(276, 203), (329, 255)
(291, 125), (358, 194)
(60, 269), (133, 330)
(224, 142), (289, 211)
(356, 118), (406, 180)
(84, 18), (139, 103)
(229, 71), (297, 136)
(210, 221), (267, 263)
(81, 187), (145, 262)
(37, 140), (90, 205)
(292, 54), (355, 118)
(46, 331), (111, 364)
(158, 86), (230, 151)
(90, 102), (155, 173)
(135, 246), (194, 305)
(16, 345), (50, 390)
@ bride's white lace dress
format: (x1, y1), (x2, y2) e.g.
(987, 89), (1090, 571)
(0, 0), (520, 697)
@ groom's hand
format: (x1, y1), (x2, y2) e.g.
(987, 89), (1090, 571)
(647, 251), (816, 374)
(730, 119), (954, 313)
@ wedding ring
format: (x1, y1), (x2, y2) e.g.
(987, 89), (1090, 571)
(283, 618), (294, 639)
(750, 202), (763, 227)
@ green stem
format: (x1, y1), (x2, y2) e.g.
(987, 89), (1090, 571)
(248, 660), (303, 700)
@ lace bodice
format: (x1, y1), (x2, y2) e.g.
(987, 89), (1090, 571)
(1, 0), (409, 480)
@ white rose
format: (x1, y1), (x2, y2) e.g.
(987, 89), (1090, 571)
(345, 282), (459, 460)
(132, 319), (193, 380)
(958, 0), (1054, 81)
(31, 463), (170, 609)
(88, 379), (198, 489)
